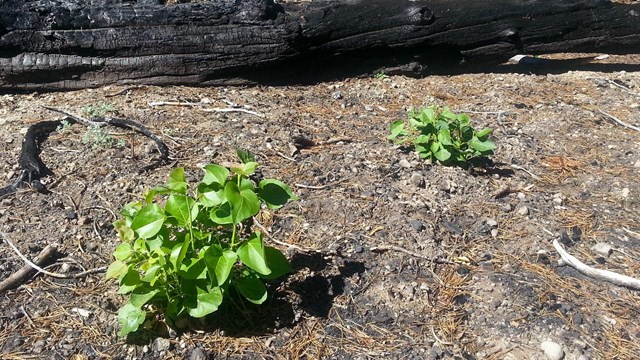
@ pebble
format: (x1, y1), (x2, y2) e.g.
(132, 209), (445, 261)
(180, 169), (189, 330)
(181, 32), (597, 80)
(634, 159), (640, 168)
(517, 192), (526, 200)
(501, 203), (513, 212)
(409, 220), (425, 232)
(540, 341), (564, 360)
(410, 172), (424, 188)
(621, 187), (630, 198)
(491, 229), (499, 237)
(398, 159), (412, 168)
(187, 347), (208, 360)
(516, 205), (529, 216)
(591, 242), (612, 257)
(153, 338), (171, 353)
(486, 219), (498, 228)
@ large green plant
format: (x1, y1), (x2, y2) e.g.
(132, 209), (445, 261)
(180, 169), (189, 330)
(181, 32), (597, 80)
(106, 151), (298, 337)
(388, 106), (496, 164)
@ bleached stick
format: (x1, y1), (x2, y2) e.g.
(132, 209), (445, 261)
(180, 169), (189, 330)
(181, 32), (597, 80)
(553, 239), (640, 290)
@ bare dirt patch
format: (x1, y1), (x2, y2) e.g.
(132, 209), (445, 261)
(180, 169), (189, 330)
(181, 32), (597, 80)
(1, 55), (639, 360)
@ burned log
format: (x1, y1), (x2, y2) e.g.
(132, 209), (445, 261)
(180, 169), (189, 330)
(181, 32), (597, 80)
(0, 0), (639, 90)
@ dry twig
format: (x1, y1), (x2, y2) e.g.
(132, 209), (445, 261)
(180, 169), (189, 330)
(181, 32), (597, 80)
(252, 217), (317, 253)
(370, 245), (454, 265)
(598, 110), (640, 132)
(552, 239), (640, 290)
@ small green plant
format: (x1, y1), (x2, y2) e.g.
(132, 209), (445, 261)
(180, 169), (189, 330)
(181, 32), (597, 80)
(374, 71), (388, 79)
(55, 119), (72, 134)
(388, 106), (496, 164)
(82, 125), (121, 148)
(106, 150), (298, 337)
(81, 102), (114, 118)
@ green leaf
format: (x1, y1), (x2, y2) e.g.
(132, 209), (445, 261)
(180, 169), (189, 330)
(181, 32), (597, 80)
(113, 219), (135, 242)
(179, 257), (208, 280)
(202, 164), (229, 185)
(237, 233), (271, 275)
(235, 276), (268, 304)
(197, 182), (226, 207)
(469, 138), (496, 152)
(225, 181), (260, 223)
(141, 264), (162, 283)
(117, 303), (146, 337)
(231, 162), (258, 177)
(165, 194), (199, 227)
(187, 288), (223, 318)
(475, 127), (493, 139)
(166, 167), (188, 193)
(118, 269), (141, 294)
(258, 179), (298, 209)
(204, 245), (237, 286)
(437, 128), (453, 146)
(210, 202), (234, 225)
(434, 147), (452, 162)
(113, 243), (133, 261)
(120, 202), (142, 224)
(131, 204), (166, 239)
(236, 148), (256, 164)
(130, 289), (160, 308)
(260, 246), (293, 280)
(387, 120), (405, 140)
(413, 134), (430, 145)
(106, 260), (128, 280)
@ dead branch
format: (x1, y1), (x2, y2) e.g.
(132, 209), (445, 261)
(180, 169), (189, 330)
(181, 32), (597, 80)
(552, 239), (640, 290)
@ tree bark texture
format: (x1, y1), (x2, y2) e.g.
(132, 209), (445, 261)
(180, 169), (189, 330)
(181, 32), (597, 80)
(0, 0), (639, 90)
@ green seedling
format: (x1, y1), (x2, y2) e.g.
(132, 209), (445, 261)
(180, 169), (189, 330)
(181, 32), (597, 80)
(106, 150), (298, 337)
(388, 106), (496, 165)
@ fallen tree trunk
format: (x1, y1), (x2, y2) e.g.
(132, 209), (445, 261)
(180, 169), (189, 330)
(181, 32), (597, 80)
(0, 0), (639, 90)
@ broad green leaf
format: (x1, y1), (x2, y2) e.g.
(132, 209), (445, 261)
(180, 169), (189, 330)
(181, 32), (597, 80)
(469, 138), (496, 152)
(120, 202), (142, 224)
(131, 204), (165, 239)
(412, 134), (430, 145)
(130, 289), (160, 308)
(113, 219), (135, 242)
(118, 269), (141, 294)
(225, 182), (260, 223)
(260, 247), (293, 280)
(165, 194), (198, 226)
(175, 233), (192, 271)
(236, 148), (256, 164)
(117, 303), (146, 337)
(236, 277), (268, 304)
(169, 243), (183, 269)
(105, 260), (128, 280)
(210, 202), (234, 225)
(166, 167), (187, 193)
(113, 243), (133, 261)
(258, 179), (299, 209)
(187, 288), (223, 318)
(197, 182), (226, 207)
(202, 164), (229, 185)
(437, 128), (453, 146)
(237, 233), (271, 275)
(231, 161), (258, 176)
(387, 120), (405, 140)
(141, 264), (162, 283)
(179, 257), (207, 279)
(204, 245), (237, 286)
(434, 147), (452, 162)
(475, 127), (493, 139)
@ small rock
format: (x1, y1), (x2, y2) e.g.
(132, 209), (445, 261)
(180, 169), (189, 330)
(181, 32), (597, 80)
(591, 242), (612, 257)
(540, 341), (564, 360)
(409, 220), (424, 232)
(187, 347), (208, 360)
(486, 219), (498, 228)
(398, 159), (412, 168)
(153, 338), (172, 353)
(621, 187), (630, 198)
(331, 91), (342, 100)
(64, 211), (77, 220)
(491, 229), (499, 237)
(516, 205), (529, 216)
(517, 192), (526, 200)
(410, 172), (425, 188)
(501, 203), (513, 212)
(634, 159), (640, 168)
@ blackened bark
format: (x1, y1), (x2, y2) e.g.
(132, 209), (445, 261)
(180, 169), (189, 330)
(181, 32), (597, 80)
(0, 0), (639, 91)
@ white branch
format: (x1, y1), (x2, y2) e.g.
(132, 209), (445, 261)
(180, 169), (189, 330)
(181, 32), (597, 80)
(552, 239), (640, 290)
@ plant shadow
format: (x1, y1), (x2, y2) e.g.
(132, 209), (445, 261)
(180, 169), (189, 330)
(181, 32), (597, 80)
(126, 251), (365, 343)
